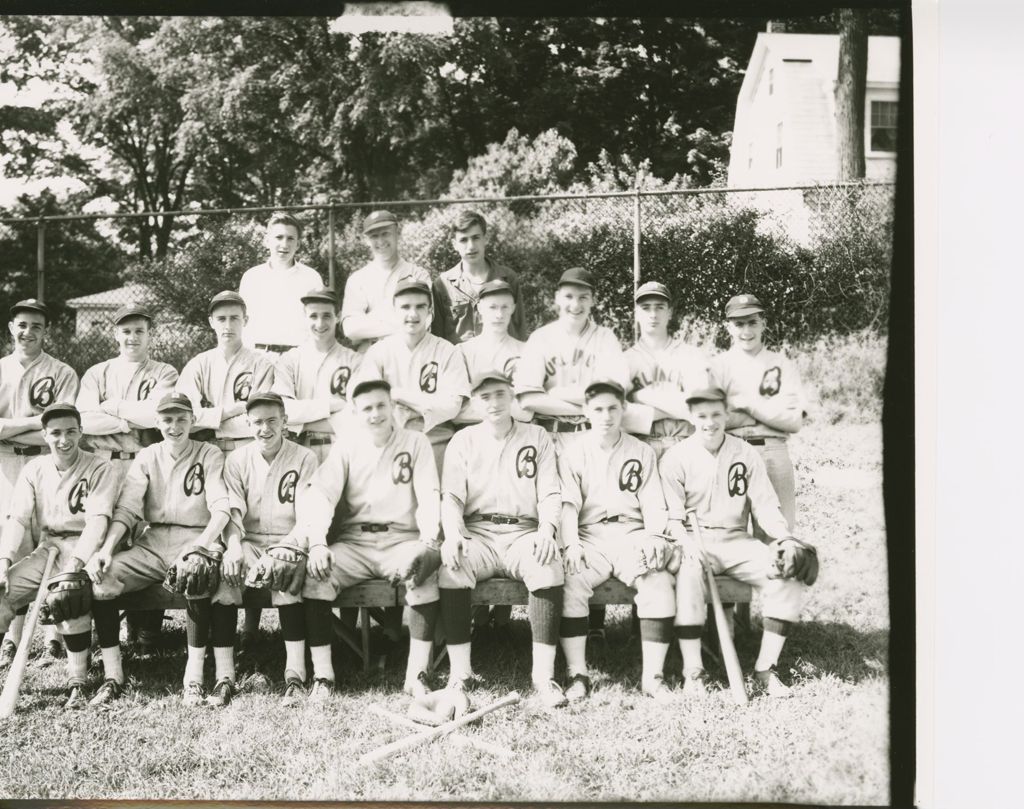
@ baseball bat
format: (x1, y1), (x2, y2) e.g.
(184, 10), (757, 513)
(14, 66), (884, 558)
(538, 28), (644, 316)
(359, 691), (520, 765)
(0, 545), (59, 719)
(368, 704), (513, 758)
(686, 511), (748, 706)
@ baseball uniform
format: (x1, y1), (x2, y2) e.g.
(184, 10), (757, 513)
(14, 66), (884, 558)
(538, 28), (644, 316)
(455, 332), (528, 424)
(659, 433), (806, 626)
(341, 259), (430, 353)
(239, 261), (324, 350)
(431, 261), (527, 344)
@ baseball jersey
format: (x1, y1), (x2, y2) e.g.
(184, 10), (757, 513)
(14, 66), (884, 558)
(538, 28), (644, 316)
(625, 338), (711, 440)
(341, 258), (430, 352)
(454, 332), (526, 424)
(239, 261), (324, 348)
(442, 421), (561, 528)
(224, 439), (318, 539)
(0, 451), (120, 559)
(300, 427), (440, 544)
(272, 342), (363, 433)
(177, 347), (275, 438)
(111, 440), (230, 531)
(77, 357), (179, 452)
(658, 434), (791, 539)
(431, 261), (527, 343)
(711, 347), (808, 439)
(0, 351), (79, 444)
(558, 431), (667, 533)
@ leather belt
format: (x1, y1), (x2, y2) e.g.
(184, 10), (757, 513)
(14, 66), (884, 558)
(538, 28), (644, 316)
(99, 450), (138, 461)
(476, 514), (520, 525)
(297, 432), (334, 447)
(360, 523), (390, 533)
(740, 436), (787, 446)
(533, 416), (591, 434)
(6, 445), (44, 456)
(599, 515), (621, 523)
(255, 343), (293, 353)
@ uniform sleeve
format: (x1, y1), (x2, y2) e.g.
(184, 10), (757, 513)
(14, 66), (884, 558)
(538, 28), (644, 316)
(744, 446), (792, 540)
(82, 460), (120, 519)
(301, 444), (348, 541)
(440, 431), (469, 507)
(508, 273), (528, 342)
(742, 355), (806, 431)
(556, 444), (584, 511)
(53, 363), (80, 406)
(347, 345), (386, 401)
(595, 331), (630, 389)
(513, 335), (548, 396)
(200, 445), (231, 519)
(111, 454), (150, 529)
(77, 366), (125, 436)
(411, 433), (441, 547)
(636, 444), (668, 534)
(253, 355), (275, 394)
(430, 277), (454, 342)
(658, 448), (688, 523)
(223, 452), (249, 519)
(534, 428), (562, 528)
(0, 466), (35, 559)
(176, 357), (222, 430)
(119, 364), (179, 428)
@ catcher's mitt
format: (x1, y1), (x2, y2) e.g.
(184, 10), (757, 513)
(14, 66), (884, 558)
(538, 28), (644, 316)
(391, 544), (442, 588)
(768, 538), (819, 586)
(407, 688), (471, 727)
(244, 543), (308, 595)
(40, 571), (93, 624)
(163, 546), (222, 598)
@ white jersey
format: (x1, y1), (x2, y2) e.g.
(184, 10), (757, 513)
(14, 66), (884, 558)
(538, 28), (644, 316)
(77, 357), (178, 452)
(272, 341), (363, 434)
(625, 337), (710, 441)
(341, 258), (430, 353)
(224, 439), (319, 540)
(239, 261), (324, 348)
(0, 352), (79, 447)
(177, 347), (275, 438)
(711, 347), (808, 440)
(455, 332), (526, 424)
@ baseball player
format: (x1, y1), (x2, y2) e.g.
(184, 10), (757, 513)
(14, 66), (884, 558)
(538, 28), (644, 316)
(660, 387), (818, 697)
(431, 210), (527, 344)
(711, 294), (808, 537)
(83, 393), (231, 706)
(0, 403), (119, 708)
(272, 287), (362, 463)
(76, 302), (179, 653)
(439, 370), (567, 707)
(557, 380), (677, 704)
(353, 279), (470, 474)
(0, 299), (79, 667)
(340, 210), (431, 353)
(295, 379), (443, 700)
(238, 212), (324, 353)
(210, 392), (319, 705)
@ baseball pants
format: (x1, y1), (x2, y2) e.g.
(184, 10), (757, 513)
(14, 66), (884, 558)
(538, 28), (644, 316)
(0, 537), (90, 635)
(92, 524), (204, 600)
(212, 532), (301, 607)
(562, 522), (675, 620)
(751, 438), (796, 536)
(438, 521), (564, 591)
(0, 451), (40, 559)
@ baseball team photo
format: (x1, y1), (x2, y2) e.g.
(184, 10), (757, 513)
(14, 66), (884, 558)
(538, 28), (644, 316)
(0, 5), (906, 805)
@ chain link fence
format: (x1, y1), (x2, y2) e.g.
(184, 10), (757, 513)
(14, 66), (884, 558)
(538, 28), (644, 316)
(0, 183), (894, 376)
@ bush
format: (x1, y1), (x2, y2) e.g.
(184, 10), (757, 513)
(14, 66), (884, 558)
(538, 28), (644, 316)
(787, 329), (887, 425)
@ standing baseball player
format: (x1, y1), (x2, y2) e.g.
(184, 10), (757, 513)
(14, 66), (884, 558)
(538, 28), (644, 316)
(439, 370), (567, 707)
(711, 294), (808, 537)
(431, 210), (527, 344)
(0, 299), (79, 667)
(660, 387), (818, 697)
(557, 380), (677, 704)
(296, 379), (443, 700)
(84, 393), (231, 705)
(341, 210), (430, 354)
(238, 212), (323, 353)
(210, 392), (319, 705)
(0, 403), (119, 708)
(272, 287), (362, 462)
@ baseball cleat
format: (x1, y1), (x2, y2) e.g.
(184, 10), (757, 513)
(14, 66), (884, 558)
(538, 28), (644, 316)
(64, 683), (88, 710)
(403, 670), (432, 699)
(533, 679), (568, 709)
(46, 639), (65, 659)
(207, 678), (235, 708)
(89, 678), (124, 707)
(641, 674), (675, 705)
(564, 672), (592, 702)
(181, 681), (207, 707)
(753, 665), (792, 698)
(682, 668), (712, 698)
(282, 672), (306, 701)
(0, 640), (16, 669)
(308, 677), (335, 703)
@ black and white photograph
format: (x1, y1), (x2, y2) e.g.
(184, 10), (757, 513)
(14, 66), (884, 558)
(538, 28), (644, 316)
(0, 2), (910, 805)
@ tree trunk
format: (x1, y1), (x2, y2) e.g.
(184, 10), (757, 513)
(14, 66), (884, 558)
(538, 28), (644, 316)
(835, 9), (868, 180)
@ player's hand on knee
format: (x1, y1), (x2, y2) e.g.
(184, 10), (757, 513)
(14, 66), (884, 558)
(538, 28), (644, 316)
(533, 528), (558, 566)
(221, 543), (245, 587)
(441, 534), (464, 570)
(0, 561), (10, 596)
(394, 545), (442, 587)
(563, 543), (586, 575)
(85, 551), (112, 585)
(306, 545), (334, 581)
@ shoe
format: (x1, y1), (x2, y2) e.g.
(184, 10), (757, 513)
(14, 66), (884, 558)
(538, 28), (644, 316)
(282, 671), (306, 701)
(46, 639), (65, 659)
(182, 681), (206, 707)
(0, 640), (16, 669)
(753, 665), (792, 698)
(682, 668), (712, 699)
(403, 670), (432, 699)
(533, 679), (568, 709)
(564, 673), (592, 702)
(64, 682), (88, 710)
(641, 674), (675, 705)
(89, 678), (123, 707)
(308, 677), (334, 703)
(207, 678), (235, 708)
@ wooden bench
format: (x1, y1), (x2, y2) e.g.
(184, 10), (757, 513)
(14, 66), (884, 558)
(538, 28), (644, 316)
(112, 577), (752, 673)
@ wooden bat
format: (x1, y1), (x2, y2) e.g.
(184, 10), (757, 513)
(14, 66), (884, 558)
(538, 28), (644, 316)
(686, 511), (748, 706)
(359, 691), (520, 765)
(0, 545), (59, 719)
(368, 704), (513, 758)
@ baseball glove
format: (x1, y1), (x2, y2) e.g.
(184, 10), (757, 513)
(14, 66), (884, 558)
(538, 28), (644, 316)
(391, 545), (442, 588)
(244, 543), (308, 596)
(768, 538), (819, 586)
(163, 546), (222, 598)
(40, 571), (93, 624)
(407, 688), (471, 727)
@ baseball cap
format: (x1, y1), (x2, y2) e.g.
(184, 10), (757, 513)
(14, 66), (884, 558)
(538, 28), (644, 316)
(362, 210), (398, 234)
(351, 378), (392, 399)
(470, 369), (512, 394)
(684, 387), (726, 406)
(113, 304), (153, 324)
(634, 282), (671, 303)
(584, 379), (626, 401)
(558, 268), (595, 290)
(9, 298), (49, 320)
(724, 294), (765, 319)
(478, 280), (515, 300)
(208, 290), (247, 315)
(155, 393), (194, 414)
(300, 287), (339, 307)
(40, 402), (80, 426)
(246, 391), (286, 412)
(393, 279), (432, 299)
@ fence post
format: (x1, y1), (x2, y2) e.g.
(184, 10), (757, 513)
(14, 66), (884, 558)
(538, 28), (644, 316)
(632, 182), (641, 341)
(36, 219), (45, 301)
(327, 204), (336, 291)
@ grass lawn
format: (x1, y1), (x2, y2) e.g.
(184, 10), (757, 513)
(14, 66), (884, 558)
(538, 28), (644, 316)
(0, 420), (887, 804)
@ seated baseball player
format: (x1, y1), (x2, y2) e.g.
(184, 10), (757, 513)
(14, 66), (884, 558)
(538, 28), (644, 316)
(84, 393), (231, 706)
(297, 379), (442, 701)
(0, 403), (119, 708)
(438, 370), (567, 708)
(660, 387), (819, 698)
(557, 380), (677, 704)
(209, 392), (319, 706)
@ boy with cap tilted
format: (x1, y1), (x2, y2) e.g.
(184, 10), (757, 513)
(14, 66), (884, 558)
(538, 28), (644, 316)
(341, 210), (431, 353)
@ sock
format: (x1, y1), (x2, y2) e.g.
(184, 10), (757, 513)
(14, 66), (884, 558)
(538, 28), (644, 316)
(213, 646), (235, 683)
(755, 628), (788, 671)
(91, 600), (121, 648)
(243, 606), (262, 635)
(439, 588), (472, 644)
(101, 646), (124, 684)
(64, 630), (91, 684)
(210, 604), (237, 648)
(304, 600), (333, 647)
(278, 604), (305, 642)
(407, 601), (439, 642)
(284, 640), (307, 681)
(638, 617), (674, 644)
(531, 642), (557, 685)
(44, 624), (61, 643)
(559, 635), (588, 678)
(310, 645), (334, 682)
(406, 638), (432, 683)
(185, 598), (211, 648)
(678, 639), (704, 673)
(184, 645), (206, 685)
(447, 643), (473, 680)
(528, 587), (562, 646)
(641, 641), (670, 683)
(8, 613), (25, 645)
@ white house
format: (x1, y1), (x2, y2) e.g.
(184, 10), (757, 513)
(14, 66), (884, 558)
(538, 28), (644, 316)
(727, 33), (900, 188)
(66, 282), (155, 336)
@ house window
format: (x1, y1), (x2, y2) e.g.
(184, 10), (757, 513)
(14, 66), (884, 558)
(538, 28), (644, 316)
(870, 100), (898, 152)
(768, 68), (773, 95)
(775, 122), (783, 168)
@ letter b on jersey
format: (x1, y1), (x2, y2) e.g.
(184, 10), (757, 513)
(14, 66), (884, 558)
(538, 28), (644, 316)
(727, 462), (748, 497)
(419, 362), (438, 393)
(184, 463), (206, 496)
(392, 451), (413, 484)
(68, 478), (88, 515)
(278, 470), (299, 504)
(618, 460), (643, 493)
(516, 446), (538, 479)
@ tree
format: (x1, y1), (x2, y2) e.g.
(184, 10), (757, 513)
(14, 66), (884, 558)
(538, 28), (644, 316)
(835, 9), (869, 180)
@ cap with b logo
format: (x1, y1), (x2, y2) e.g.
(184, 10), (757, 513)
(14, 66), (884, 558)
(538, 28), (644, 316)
(246, 391), (286, 412)
(684, 387), (726, 406)
(724, 294), (765, 319)
(634, 281), (671, 303)
(113, 304), (153, 324)
(470, 369), (512, 393)
(156, 393), (194, 414)
(393, 279), (432, 299)
(40, 402), (80, 426)
(478, 280), (515, 300)
(558, 267), (595, 290)
(300, 287), (339, 306)
(362, 210), (398, 234)
(9, 298), (49, 319)
(208, 290), (247, 315)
